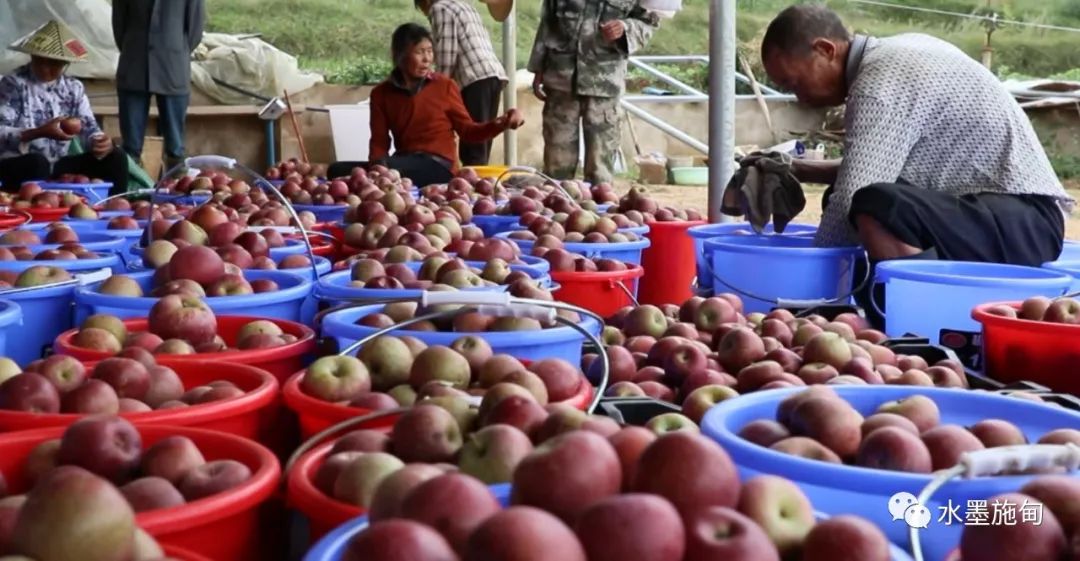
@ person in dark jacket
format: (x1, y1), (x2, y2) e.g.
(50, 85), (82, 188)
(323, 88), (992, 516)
(113, 0), (205, 170)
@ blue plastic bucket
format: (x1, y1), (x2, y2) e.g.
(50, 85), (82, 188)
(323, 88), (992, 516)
(495, 232), (651, 265)
(701, 385), (1080, 561)
(260, 255), (332, 325)
(517, 254), (550, 275)
(703, 234), (863, 314)
(40, 182), (112, 203)
(0, 282), (77, 366)
(0, 299), (22, 359)
(21, 220), (103, 236)
(151, 192), (211, 206)
(875, 261), (1072, 340)
(322, 303), (600, 364)
(293, 204), (349, 224)
(1042, 259), (1080, 293)
(61, 211), (137, 229)
(72, 269), (313, 325)
(471, 214), (521, 238)
(1059, 241), (1080, 262)
(305, 481), (914, 561)
(14, 232), (127, 255)
(0, 253), (124, 275)
(270, 238), (310, 259)
(688, 222), (818, 291)
(313, 263), (550, 307)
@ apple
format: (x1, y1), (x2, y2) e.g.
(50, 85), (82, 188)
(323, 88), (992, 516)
(147, 294), (217, 346)
(409, 346), (471, 391)
(141, 435), (206, 485)
(574, 493), (686, 561)
(13, 466), (137, 561)
(632, 432), (740, 516)
(178, 459), (253, 501)
(511, 430), (622, 523)
(399, 473), (502, 552)
(120, 476), (186, 512)
(367, 464), (446, 522)
(97, 275), (144, 297)
(92, 357), (151, 400)
(0, 372), (60, 413)
(623, 305), (669, 339)
(60, 379), (120, 414)
(343, 519), (458, 561)
(37, 354), (87, 393)
(56, 415), (142, 484)
(682, 384), (739, 424)
(1043, 298), (1080, 324)
(332, 452), (405, 507)
(736, 475), (815, 556)
(391, 404), (464, 463)
(458, 424), (534, 484)
(683, 506), (780, 561)
(645, 412), (700, 435)
(464, 506), (586, 561)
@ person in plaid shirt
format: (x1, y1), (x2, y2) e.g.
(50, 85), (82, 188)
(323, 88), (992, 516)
(415, 0), (508, 166)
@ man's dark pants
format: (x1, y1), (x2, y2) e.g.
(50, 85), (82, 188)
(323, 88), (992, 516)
(828, 182), (1065, 328)
(458, 77), (505, 166)
(118, 90), (190, 169)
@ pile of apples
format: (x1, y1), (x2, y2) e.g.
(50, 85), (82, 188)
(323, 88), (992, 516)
(0, 462), (177, 560)
(985, 295), (1080, 325)
(353, 279), (572, 333)
(110, 245), (284, 299)
(157, 170), (237, 195)
(333, 427), (898, 561)
(584, 295), (1051, 425)
(956, 475), (1080, 561)
(68, 297), (295, 355)
(507, 208), (645, 245)
(50, 172), (104, 184)
(615, 185), (704, 222)
(264, 157), (327, 181)
(299, 339), (590, 413)
(0, 242), (101, 262)
(0, 183), (81, 210)
(418, 170), (508, 205)
(348, 255), (541, 291)
(0, 349), (248, 414)
(0, 416), (252, 518)
(536, 249), (632, 273)
(740, 386), (1080, 472)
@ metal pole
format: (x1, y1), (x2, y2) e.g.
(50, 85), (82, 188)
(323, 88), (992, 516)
(708, 0), (737, 223)
(620, 101), (709, 154)
(502, 7), (518, 166)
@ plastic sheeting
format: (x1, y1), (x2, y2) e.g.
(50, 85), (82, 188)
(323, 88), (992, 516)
(191, 33), (323, 105)
(0, 0), (119, 78)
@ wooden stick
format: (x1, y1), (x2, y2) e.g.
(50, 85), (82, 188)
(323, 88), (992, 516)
(738, 54), (778, 145)
(283, 89), (309, 164)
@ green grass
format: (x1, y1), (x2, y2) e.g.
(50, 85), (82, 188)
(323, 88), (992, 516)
(205, 0), (1080, 85)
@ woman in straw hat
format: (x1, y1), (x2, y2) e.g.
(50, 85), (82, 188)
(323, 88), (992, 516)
(0, 20), (128, 193)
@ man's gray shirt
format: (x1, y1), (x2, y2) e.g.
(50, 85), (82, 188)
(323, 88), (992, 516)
(113, 0), (205, 96)
(818, 33), (1073, 247)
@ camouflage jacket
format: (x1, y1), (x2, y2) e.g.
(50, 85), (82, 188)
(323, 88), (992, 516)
(527, 0), (659, 98)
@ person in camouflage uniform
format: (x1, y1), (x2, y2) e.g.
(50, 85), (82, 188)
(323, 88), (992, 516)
(528, 0), (659, 185)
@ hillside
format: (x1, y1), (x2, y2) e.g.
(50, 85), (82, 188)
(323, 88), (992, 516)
(206, 0), (1080, 85)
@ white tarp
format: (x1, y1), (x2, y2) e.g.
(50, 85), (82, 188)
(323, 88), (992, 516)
(0, 0), (323, 103)
(190, 33), (323, 105)
(0, 0), (119, 78)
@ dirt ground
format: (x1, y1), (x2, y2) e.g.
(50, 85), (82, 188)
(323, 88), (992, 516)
(627, 182), (1080, 240)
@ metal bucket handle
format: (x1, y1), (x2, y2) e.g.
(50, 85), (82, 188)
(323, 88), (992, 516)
(908, 444), (1080, 561)
(284, 291), (609, 479)
(492, 166), (576, 201)
(135, 155), (320, 282)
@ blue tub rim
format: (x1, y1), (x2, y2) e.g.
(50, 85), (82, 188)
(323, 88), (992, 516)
(74, 268), (313, 308)
(702, 234), (861, 257)
(0, 299), (22, 327)
(876, 260), (1074, 291)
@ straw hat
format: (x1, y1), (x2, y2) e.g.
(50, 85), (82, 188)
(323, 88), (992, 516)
(480, 0), (513, 22)
(8, 20), (88, 63)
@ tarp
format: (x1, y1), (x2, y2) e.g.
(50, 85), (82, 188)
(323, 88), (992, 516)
(190, 33), (323, 105)
(1, 0), (323, 104)
(0, 0), (119, 78)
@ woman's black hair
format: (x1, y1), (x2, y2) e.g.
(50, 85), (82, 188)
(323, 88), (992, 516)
(391, 23), (433, 67)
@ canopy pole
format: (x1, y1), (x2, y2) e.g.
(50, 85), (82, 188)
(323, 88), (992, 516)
(708, 0), (737, 223)
(502, 6), (518, 166)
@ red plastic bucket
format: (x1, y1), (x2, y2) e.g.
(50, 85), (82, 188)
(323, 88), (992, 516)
(638, 219), (706, 306)
(0, 361), (279, 445)
(24, 206), (77, 223)
(550, 265), (645, 318)
(283, 368), (596, 439)
(972, 301), (1080, 393)
(287, 440), (365, 541)
(53, 315), (316, 382)
(0, 425), (281, 561)
(0, 211), (29, 231)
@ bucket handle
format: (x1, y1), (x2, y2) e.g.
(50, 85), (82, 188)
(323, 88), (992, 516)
(612, 279), (639, 307)
(493, 166), (576, 201)
(283, 293), (611, 481)
(908, 443), (1080, 561)
(700, 248), (872, 309)
(137, 155), (321, 282)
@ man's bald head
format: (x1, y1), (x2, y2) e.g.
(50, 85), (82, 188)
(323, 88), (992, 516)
(761, 4), (852, 108)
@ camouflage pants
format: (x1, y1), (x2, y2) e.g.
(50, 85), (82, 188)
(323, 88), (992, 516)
(542, 90), (621, 185)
